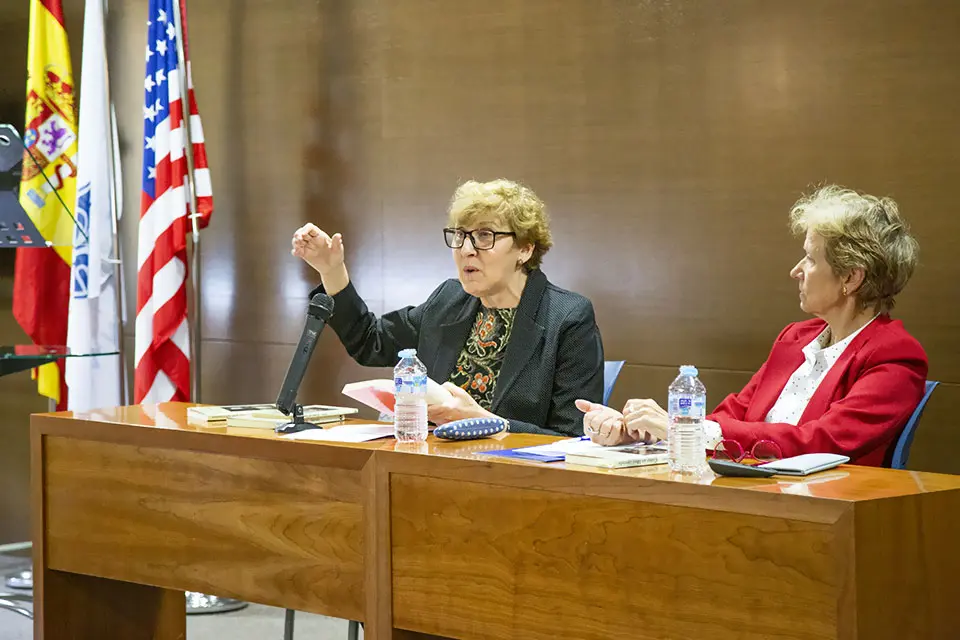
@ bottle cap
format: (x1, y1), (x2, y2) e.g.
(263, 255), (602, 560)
(679, 364), (698, 377)
(399, 348), (417, 358)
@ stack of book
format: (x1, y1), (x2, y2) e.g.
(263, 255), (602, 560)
(187, 404), (358, 429)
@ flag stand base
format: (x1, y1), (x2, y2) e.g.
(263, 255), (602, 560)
(186, 591), (249, 615)
(4, 569), (31, 590)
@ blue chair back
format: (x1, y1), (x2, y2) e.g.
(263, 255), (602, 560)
(890, 380), (939, 469)
(603, 360), (626, 406)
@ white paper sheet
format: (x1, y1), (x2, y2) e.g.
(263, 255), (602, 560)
(513, 437), (605, 457)
(280, 424), (396, 443)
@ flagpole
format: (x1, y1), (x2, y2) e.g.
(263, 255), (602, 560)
(171, 0), (202, 403)
(106, 111), (126, 405)
(108, 102), (128, 404)
(103, 0), (126, 405)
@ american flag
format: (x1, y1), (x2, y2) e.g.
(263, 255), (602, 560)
(135, 0), (212, 403)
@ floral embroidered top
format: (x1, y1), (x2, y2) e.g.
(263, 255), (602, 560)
(448, 306), (517, 409)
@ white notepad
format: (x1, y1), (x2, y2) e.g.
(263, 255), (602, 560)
(757, 453), (850, 476)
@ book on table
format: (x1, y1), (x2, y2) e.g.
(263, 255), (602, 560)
(565, 443), (670, 469)
(225, 406), (358, 429)
(187, 404), (357, 427)
(187, 404), (274, 425)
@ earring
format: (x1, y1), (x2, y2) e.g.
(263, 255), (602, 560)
(842, 285), (848, 296)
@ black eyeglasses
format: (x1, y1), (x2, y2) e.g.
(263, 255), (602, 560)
(443, 228), (516, 251)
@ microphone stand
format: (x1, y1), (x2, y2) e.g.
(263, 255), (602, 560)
(273, 291), (335, 435)
(275, 402), (324, 435)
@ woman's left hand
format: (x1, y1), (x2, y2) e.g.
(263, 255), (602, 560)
(576, 400), (632, 446)
(622, 398), (670, 443)
(427, 383), (494, 425)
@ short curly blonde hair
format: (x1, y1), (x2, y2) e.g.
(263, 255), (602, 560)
(447, 178), (553, 272)
(789, 185), (919, 314)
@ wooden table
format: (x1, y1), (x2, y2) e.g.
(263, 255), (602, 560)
(31, 403), (960, 639)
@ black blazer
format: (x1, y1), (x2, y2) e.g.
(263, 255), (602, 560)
(319, 269), (603, 436)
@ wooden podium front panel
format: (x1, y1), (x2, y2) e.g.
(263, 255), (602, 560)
(851, 490), (960, 640)
(390, 473), (848, 640)
(39, 433), (365, 621)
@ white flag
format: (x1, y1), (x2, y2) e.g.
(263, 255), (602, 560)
(66, 0), (122, 411)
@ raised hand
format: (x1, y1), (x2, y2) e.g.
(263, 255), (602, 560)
(291, 223), (349, 294)
(291, 223), (345, 276)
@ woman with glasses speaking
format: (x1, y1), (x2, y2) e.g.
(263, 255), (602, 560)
(291, 178), (604, 436)
(578, 185), (928, 466)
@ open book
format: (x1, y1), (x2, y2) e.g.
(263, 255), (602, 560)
(342, 378), (452, 415)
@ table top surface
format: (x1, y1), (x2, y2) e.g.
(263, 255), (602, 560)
(38, 402), (960, 502)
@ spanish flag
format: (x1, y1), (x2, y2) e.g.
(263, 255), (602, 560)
(12, 0), (78, 408)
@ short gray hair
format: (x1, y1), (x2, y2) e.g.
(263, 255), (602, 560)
(789, 185), (919, 314)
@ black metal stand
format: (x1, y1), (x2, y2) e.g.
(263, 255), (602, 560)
(274, 403), (324, 435)
(0, 124), (49, 248)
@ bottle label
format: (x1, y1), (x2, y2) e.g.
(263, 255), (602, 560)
(395, 374), (427, 396)
(669, 394), (706, 419)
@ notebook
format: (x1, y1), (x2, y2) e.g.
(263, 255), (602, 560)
(757, 453), (850, 476)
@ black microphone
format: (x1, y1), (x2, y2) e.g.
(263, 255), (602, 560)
(274, 292), (335, 434)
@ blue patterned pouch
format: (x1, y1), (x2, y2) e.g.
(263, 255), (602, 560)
(433, 417), (508, 441)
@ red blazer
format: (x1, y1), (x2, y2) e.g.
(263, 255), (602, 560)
(708, 316), (928, 466)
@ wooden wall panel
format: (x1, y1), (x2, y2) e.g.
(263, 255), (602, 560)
(373, 0), (960, 374)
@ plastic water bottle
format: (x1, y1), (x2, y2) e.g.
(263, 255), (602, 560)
(394, 348), (428, 442)
(668, 365), (707, 474)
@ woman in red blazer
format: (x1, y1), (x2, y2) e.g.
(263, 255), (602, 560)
(578, 185), (927, 466)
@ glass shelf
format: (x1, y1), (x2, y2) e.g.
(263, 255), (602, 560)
(0, 345), (120, 377)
